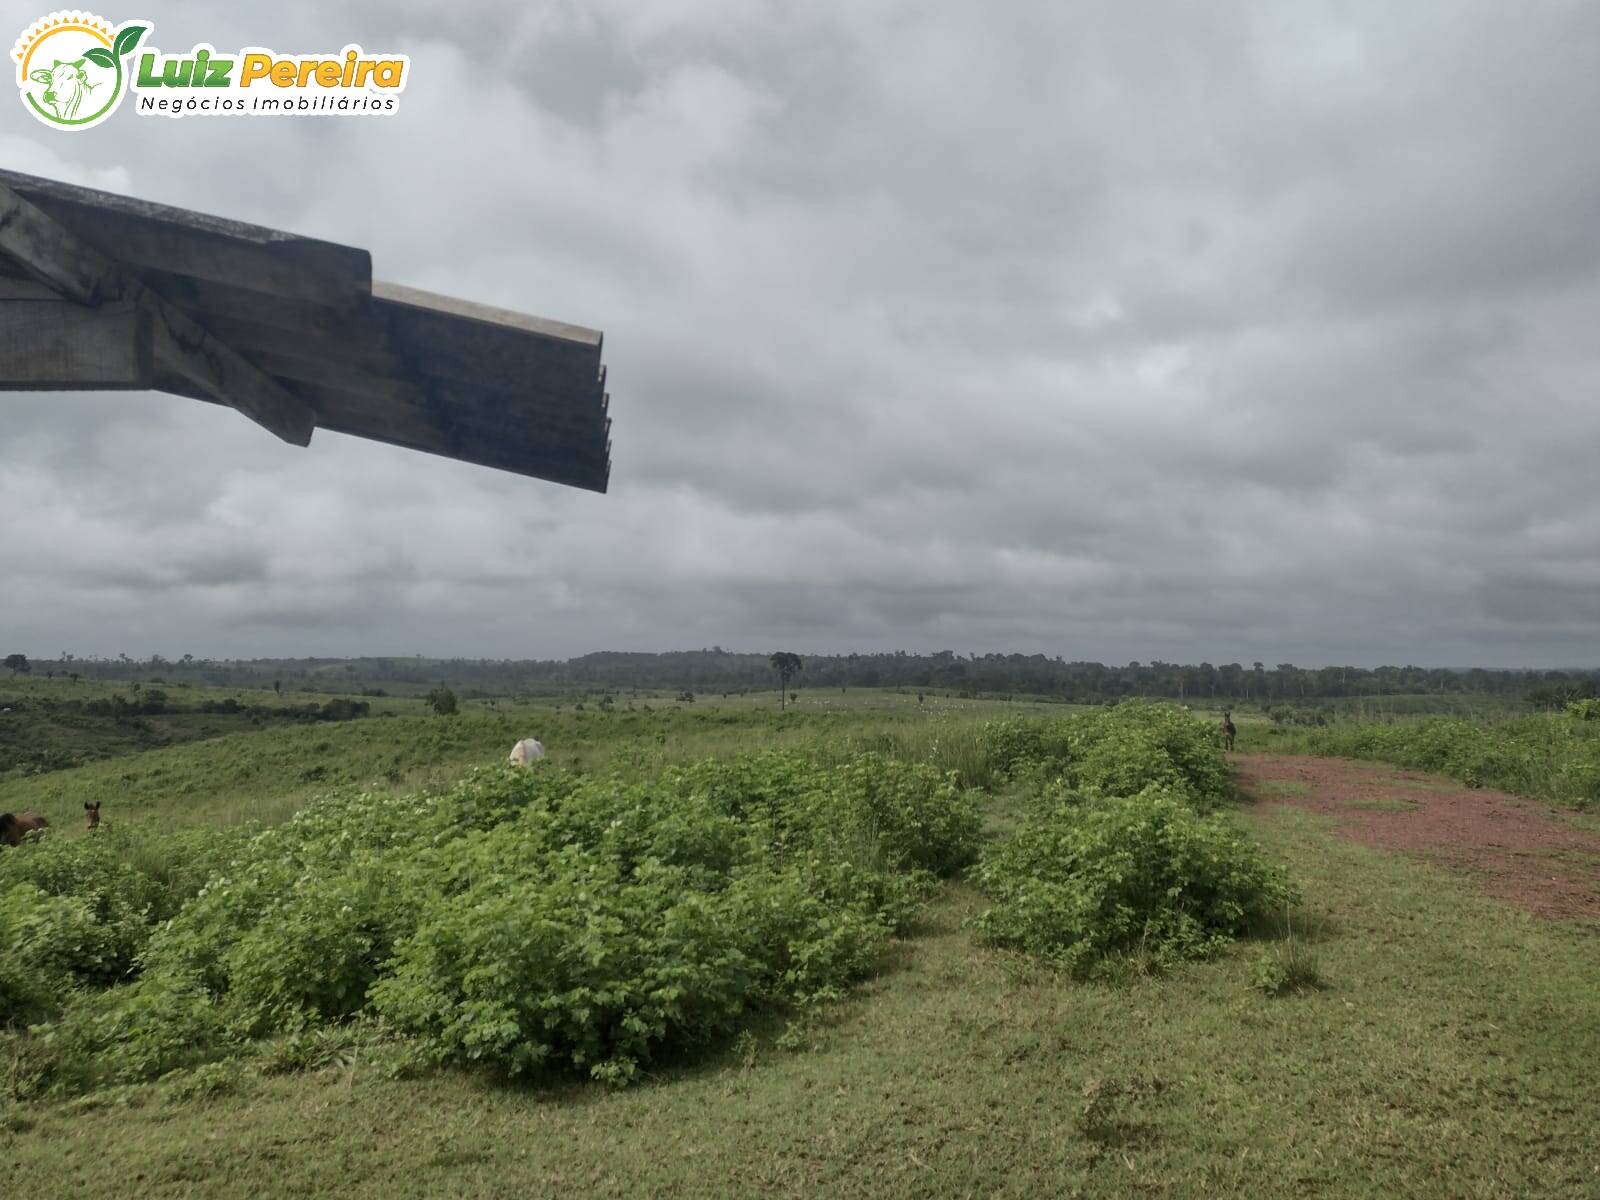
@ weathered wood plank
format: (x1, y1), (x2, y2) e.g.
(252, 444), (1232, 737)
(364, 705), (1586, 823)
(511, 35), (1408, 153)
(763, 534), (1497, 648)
(240, 346), (607, 430)
(300, 379), (611, 465)
(0, 184), (122, 305)
(136, 268), (364, 341)
(151, 356), (609, 491)
(0, 299), (151, 388)
(0, 177), (317, 446)
(373, 286), (605, 394)
(202, 306), (606, 411)
(372, 282), (602, 348)
(146, 297), (315, 446)
(0, 275), (65, 301)
(0, 169), (371, 314)
(289, 367), (611, 488)
(132, 272), (607, 409)
(312, 411), (610, 490)
(0, 171), (612, 490)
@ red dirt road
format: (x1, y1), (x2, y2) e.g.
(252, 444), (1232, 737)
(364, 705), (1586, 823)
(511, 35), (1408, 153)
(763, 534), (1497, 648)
(1233, 753), (1600, 920)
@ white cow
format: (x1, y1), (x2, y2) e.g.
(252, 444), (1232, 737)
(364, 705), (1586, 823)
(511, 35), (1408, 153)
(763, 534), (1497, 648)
(31, 59), (97, 121)
(508, 738), (546, 765)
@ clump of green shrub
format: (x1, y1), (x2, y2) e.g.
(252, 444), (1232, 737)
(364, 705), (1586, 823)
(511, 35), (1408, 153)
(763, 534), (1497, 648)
(370, 842), (886, 1083)
(980, 719), (1060, 780)
(973, 701), (1287, 975)
(0, 825), (247, 1011)
(1250, 939), (1324, 997)
(973, 787), (1296, 976)
(158, 1059), (246, 1104)
(1, 884), (125, 1025)
(983, 701), (1232, 810)
(11, 752), (982, 1094)
(11, 976), (232, 1097)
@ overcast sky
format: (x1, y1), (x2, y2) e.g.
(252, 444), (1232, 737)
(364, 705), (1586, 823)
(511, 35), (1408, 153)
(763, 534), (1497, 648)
(3, 1), (1598, 667)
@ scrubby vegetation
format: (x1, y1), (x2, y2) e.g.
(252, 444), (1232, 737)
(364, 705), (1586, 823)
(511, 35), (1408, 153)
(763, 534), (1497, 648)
(982, 700), (1233, 810)
(0, 825), (248, 1006)
(973, 703), (1291, 974)
(4, 682), (1600, 1196)
(2, 752), (980, 1095)
(4, 702), (1284, 1091)
(1250, 710), (1600, 810)
(974, 786), (1295, 974)
(0, 686), (372, 780)
(1568, 699), (1600, 721)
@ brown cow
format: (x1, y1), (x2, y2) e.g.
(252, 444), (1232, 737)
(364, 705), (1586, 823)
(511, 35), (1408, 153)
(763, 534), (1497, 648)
(1, 812), (49, 846)
(85, 801), (101, 830)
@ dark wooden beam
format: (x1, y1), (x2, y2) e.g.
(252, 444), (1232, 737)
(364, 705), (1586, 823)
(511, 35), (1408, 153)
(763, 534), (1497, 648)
(146, 301), (315, 445)
(0, 171), (612, 490)
(0, 178), (316, 445)
(0, 274), (65, 301)
(0, 181), (120, 305)
(374, 282), (605, 393)
(314, 415), (610, 491)
(0, 299), (151, 389)
(0, 168), (371, 313)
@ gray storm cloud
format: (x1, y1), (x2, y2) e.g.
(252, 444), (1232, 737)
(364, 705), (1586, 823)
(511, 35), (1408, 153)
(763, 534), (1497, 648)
(1, 1), (1597, 666)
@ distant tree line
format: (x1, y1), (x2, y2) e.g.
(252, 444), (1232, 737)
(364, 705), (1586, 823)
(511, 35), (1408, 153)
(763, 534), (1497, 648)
(0, 690), (371, 723)
(18, 649), (1599, 706)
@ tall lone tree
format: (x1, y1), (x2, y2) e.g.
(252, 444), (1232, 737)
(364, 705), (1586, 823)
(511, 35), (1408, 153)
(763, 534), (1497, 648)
(770, 652), (803, 711)
(3, 654), (29, 676)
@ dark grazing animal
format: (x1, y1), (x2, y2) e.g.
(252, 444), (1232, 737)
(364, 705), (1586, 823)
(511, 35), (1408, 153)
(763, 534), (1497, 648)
(85, 801), (101, 830)
(1, 812), (49, 846)
(1220, 711), (1237, 752)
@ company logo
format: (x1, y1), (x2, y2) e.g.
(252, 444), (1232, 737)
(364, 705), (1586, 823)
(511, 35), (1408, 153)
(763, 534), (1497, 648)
(13, 11), (147, 130)
(14, 12), (410, 128)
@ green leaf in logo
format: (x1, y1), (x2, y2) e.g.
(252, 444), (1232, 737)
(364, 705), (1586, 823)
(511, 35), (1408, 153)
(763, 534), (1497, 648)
(113, 25), (147, 59)
(83, 47), (116, 69)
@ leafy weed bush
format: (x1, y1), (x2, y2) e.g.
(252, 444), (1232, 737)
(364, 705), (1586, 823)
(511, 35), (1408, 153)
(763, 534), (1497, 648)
(0, 884), (121, 1025)
(8, 977), (232, 1098)
(157, 1058), (246, 1104)
(257, 1021), (386, 1076)
(973, 787), (1297, 976)
(0, 826), (247, 1005)
(1250, 939), (1324, 997)
(983, 702), (1232, 810)
(14, 752), (978, 1093)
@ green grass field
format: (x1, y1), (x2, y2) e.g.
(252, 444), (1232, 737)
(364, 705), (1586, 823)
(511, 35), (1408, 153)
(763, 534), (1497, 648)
(1237, 709), (1600, 810)
(0, 684), (1067, 830)
(3, 683), (1598, 1197)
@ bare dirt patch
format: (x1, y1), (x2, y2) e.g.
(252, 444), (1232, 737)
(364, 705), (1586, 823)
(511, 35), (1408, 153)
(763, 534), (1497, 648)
(1234, 753), (1600, 921)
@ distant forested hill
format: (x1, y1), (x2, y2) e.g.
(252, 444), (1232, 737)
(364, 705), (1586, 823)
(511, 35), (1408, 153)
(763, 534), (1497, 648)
(12, 650), (1598, 707)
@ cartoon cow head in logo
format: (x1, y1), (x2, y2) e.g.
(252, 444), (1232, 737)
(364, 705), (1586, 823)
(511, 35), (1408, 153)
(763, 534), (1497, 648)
(29, 59), (97, 121)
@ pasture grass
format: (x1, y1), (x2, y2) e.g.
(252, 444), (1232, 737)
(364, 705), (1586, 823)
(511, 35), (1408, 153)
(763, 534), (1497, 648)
(3, 682), (1599, 1196)
(1254, 779), (1312, 797)
(0, 686), (1063, 834)
(1237, 713), (1600, 810)
(4, 805), (1598, 1197)
(0, 675), (413, 783)
(1373, 776), (1457, 791)
(1347, 796), (1422, 813)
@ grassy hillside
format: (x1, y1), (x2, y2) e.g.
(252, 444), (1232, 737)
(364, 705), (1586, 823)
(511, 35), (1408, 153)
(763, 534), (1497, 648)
(5, 809), (1596, 1197)
(2, 683), (1597, 1196)
(0, 676), (410, 782)
(0, 683), (1058, 830)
